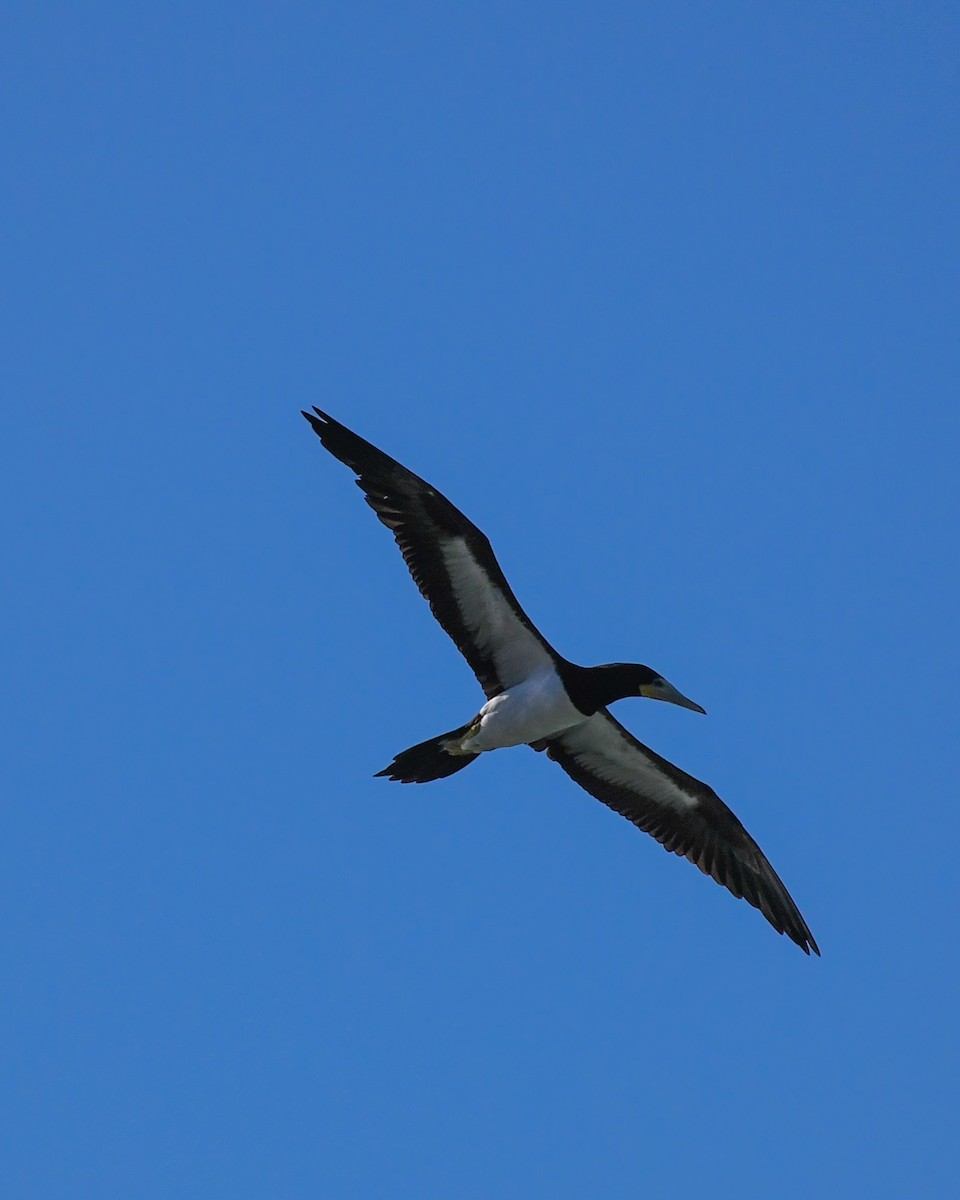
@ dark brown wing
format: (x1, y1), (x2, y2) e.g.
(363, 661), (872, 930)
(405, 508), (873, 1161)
(303, 408), (557, 697)
(546, 711), (819, 954)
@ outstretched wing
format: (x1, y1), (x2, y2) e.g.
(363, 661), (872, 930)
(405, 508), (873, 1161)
(546, 711), (819, 954)
(303, 408), (556, 697)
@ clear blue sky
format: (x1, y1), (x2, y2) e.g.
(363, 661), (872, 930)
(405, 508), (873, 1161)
(3, 3), (958, 1196)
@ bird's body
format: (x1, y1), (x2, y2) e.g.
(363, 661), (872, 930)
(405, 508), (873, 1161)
(456, 667), (587, 752)
(302, 407), (820, 955)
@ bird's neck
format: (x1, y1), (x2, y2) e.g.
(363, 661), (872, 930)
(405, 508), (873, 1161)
(558, 662), (636, 716)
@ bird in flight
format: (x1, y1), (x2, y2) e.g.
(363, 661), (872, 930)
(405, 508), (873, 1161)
(303, 408), (819, 955)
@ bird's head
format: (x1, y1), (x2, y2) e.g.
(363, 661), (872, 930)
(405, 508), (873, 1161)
(623, 664), (706, 714)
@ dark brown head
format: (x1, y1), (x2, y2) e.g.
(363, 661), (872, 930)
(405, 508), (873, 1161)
(562, 662), (706, 716)
(610, 663), (706, 713)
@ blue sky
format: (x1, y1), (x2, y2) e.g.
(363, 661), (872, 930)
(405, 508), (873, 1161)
(2, 3), (958, 1196)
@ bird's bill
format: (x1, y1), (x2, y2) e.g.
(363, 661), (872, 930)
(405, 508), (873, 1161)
(642, 680), (707, 714)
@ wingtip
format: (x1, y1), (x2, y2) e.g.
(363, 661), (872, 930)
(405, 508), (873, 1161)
(786, 924), (820, 956)
(301, 407), (333, 432)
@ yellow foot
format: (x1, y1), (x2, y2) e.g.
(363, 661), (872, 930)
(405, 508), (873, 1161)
(444, 715), (482, 756)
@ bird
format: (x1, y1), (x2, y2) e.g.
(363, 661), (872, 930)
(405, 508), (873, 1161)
(302, 408), (819, 955)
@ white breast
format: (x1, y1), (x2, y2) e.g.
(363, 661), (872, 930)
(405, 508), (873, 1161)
(464, 668), (587, 752)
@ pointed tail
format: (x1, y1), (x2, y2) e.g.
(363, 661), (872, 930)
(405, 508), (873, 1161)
(375, 722), (480, 784)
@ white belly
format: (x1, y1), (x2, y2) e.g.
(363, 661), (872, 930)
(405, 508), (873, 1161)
(463, 669), (587, 752)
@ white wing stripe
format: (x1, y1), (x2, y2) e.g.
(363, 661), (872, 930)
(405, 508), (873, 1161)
(441, 537), (555, 688)
(560, 716), (699, 811)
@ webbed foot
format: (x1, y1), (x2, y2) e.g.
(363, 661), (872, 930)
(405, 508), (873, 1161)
(443, 714), (483, 755)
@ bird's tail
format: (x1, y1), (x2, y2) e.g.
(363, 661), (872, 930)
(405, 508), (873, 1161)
(374, 721), (480, 784)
